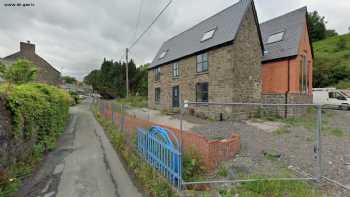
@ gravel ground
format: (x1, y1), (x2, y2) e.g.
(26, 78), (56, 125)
(190, 109), (350, 196)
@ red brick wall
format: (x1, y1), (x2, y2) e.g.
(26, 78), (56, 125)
(99, 103), (240, 171)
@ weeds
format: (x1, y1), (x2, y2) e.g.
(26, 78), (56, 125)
(217, 165), (228, 177)
(219, 179), (322, 197)
(93, 108), (176, 196)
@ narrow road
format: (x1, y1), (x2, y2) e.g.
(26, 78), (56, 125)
(16, 99), (142, 197)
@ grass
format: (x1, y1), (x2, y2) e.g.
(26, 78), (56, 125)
(219, 179), (322, 197)
(274, 127), (290, 135)
(115, 96), (147, 108)
(92, 105), (176, 196)
(314, 33), (350, 68)
(217, 165), (228, 177)
(313, 33), (350, 88)
(218, 168), (323, 197)
(256, 108), (345, 137)
(327, 128), (344, 137)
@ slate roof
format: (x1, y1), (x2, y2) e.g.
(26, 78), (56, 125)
(260, 7), (309, 62)
(150, 0), (262, 69)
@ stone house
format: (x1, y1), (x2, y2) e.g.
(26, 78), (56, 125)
(148, 0), (263, 119)
(260, 7), (314, 116)
(1, 41), (61, 85)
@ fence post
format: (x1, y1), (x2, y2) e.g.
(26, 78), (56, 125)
(120, 104), (125, 132)
(315, 105), (322, 182)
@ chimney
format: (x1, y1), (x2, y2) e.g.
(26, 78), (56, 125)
(20, 41), (35, 54)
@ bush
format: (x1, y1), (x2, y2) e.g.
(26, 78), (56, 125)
(0, 83), (71, 196)
(1, 83), (71, 150)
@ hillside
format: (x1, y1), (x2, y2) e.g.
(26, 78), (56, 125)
(313, 33), (350, 88)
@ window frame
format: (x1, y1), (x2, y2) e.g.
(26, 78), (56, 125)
(155, 87), (161, 104)
(201, 28), (216, 42)
(299, 55), (308, 94)
(172, 63), (179, 78)
(154, 67), (161, 81)
(196, 82), (209, 103)
(196, 53), (208, 73)
(266, 31), (285, 44)
(159, 50), (167, 59)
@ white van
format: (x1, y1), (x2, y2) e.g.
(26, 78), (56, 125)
(313, 88), (350, 110)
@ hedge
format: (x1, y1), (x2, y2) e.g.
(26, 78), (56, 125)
(0, 83), (71, 196)
(3, 83), (71, 150)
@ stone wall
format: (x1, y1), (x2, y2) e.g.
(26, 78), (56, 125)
(148, 5), (262, 120)
(3, 42), (61, 86)
(262, 93), (313, 117)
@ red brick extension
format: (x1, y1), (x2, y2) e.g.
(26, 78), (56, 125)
(100, 103), (240, 171)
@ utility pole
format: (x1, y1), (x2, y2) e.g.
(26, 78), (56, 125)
(125, 48), (129, 98)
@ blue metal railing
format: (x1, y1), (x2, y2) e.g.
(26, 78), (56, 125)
(137, 126), (182, 190)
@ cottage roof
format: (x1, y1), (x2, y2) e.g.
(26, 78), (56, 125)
(149, 0), (262, 69)
(260, 7), (312, 62)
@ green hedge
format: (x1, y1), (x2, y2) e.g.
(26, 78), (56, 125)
(2, 83), (71, 151)
(0, 83), (71, 196)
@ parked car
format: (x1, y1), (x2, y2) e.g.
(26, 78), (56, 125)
(313, 88), (350, 110)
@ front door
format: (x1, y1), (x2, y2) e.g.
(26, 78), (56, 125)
(172, 86), (180, 108)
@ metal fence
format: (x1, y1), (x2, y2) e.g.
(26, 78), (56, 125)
(180, 101), (323, 188)
(93, 98), (350, 193)
(137, 126), (182, 190)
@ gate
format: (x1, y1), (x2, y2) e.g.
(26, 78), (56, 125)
(137, 126), (182, 190)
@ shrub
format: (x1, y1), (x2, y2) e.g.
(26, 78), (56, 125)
(0, 83), (71, 196)
(1, 83), (71, 150)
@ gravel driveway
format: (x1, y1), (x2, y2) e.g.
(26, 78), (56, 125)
(190, 109), (350, 195)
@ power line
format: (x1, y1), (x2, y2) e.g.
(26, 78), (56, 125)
(131, 0), (144, 44)
(129, 0), (173, 50)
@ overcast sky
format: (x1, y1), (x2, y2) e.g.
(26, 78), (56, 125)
(0, 0), (349, 80)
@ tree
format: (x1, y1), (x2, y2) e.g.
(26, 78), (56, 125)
(0, 59), (37, 93)
(62, 76), (77, 84)
(0, 59), (37, 84)
(336, 37), (347, 51)
(308, 11), (338, 42)
(83, 59), (148, 99)
(325, 29), (338, 38)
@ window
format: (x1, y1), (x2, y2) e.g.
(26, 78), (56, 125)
(196, 82), (208, 102)
(154, 67), (160, 81)
(155, 88), (161, 104)
(201, 28), (216, 42)
(159, 50), (167, 59)
(299, 55), (308, 94)
(172, 63), (179, 78)
(196, 53), (208, 73)
(267, 32), (284, 44)
(329, 92), (346, 100)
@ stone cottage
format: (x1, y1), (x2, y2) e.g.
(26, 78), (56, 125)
(261, 7), (313, 116)
(148, 0), (263, 119)
(1, 41), (61, 85)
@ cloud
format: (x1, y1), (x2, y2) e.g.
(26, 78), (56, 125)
(0, 0), (348, 80)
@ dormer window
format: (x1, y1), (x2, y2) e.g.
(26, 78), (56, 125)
(201, 28), (216, 42)
(159, 50), (168, 59)
(266, 31), (285, 44)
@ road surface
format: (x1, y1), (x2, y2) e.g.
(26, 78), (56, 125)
(16, 98), (142, 197)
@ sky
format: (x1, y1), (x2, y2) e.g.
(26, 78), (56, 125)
(0, 0), (349, 80)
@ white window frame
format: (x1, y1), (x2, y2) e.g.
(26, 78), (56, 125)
(201, 28), (216, 42)
(196, 53), (208, 73)
(266, 31), (285, 44)
(172, 63), (179, 78)
(159, 50), (167, 59)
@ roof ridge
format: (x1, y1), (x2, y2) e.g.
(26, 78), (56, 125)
(260, 6), (307, 25)
(163, 0), (250, 44)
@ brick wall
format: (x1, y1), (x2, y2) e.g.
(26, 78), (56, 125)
(148, 5), (262, 120)
(99, 102), (240, 171)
